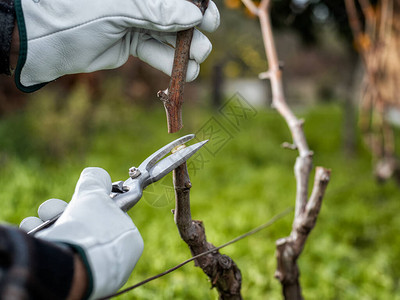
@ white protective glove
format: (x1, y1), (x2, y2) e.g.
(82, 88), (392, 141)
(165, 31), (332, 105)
(14, 0), (220, 92)
(20, 167), (144, 300)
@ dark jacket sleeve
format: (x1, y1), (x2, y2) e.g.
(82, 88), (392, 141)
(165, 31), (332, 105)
(0, 225), (75, 299)
(0, 0), (16, 75)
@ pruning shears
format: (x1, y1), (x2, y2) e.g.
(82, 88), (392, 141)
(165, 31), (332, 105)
(28, 134), (207, 235)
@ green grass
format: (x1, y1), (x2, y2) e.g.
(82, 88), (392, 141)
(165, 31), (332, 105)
(1, 87), (400, 299)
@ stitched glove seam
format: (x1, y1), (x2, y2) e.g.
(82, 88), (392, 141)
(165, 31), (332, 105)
(85, 227), (140, 250)
(28, 16), (199, 42)
(40, 226), (140, 250)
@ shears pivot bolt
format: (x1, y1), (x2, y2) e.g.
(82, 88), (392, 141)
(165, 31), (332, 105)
(129, 167), (141, 179)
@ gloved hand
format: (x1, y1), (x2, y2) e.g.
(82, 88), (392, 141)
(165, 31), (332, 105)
(14, 0), (220, 92)
(20, 167), (144, 300)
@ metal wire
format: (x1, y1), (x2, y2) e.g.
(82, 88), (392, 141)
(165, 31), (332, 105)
(98, 206), (294, 300)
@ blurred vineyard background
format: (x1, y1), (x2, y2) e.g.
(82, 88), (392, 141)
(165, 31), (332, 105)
(1, 0), (400, 299)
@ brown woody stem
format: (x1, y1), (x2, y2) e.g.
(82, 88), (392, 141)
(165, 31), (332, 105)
(172, 163), (242, 299)
(158, 0), (209, 133)
(159, 29), (193, 133)
(164, 1), (242, 297)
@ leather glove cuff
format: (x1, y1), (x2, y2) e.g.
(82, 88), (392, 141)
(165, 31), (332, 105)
(13, 0), (47, 92)
(0, 0), (15, 76)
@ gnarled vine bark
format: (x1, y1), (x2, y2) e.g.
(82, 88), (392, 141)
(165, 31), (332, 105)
(162, 1), (243, 298)
(241, 0), (331, 299)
